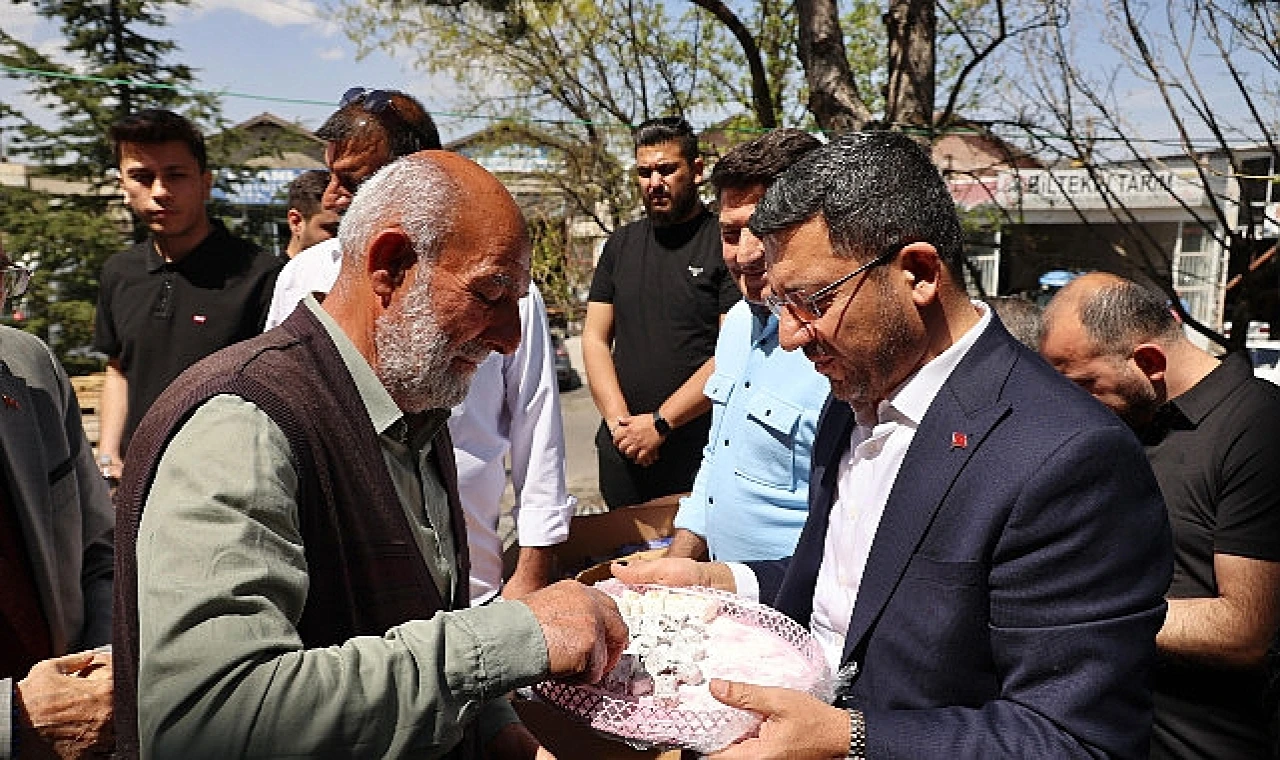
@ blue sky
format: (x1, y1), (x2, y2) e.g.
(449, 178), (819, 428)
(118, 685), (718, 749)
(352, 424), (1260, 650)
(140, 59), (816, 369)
(0, 0), (1269, 155)
(0, 0), (480, 142)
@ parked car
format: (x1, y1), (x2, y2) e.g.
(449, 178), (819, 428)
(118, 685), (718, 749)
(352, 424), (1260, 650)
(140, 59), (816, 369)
(552, 332), (582, 392)
(1248, 340), (1280, 386)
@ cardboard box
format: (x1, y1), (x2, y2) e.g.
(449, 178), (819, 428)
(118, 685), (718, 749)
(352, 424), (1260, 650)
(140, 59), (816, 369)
(513, 696), (684, 760)
(555, 495), (681, 580)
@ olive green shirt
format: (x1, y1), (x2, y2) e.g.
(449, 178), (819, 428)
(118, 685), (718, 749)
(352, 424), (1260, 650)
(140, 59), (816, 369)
(136, 297), (549, 758)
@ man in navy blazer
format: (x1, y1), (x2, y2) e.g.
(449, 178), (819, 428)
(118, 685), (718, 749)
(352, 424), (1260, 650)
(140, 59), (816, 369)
(616, 132), (1173, 759)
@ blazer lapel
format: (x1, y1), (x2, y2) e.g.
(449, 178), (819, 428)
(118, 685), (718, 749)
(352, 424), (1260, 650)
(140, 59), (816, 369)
(0, 361), (61, 639)
(840, 325), (1019, 664)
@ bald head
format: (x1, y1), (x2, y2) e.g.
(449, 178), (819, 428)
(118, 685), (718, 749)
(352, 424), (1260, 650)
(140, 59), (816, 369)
(324, 151), (531, 413)
(1041, 273), (1189, 427)
(1044, 273), (1184, 357)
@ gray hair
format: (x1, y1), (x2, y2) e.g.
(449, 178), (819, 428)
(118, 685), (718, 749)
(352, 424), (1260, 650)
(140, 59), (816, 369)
(748, 131), (965, 279)
(1074, 279), (1183, 356)
(986, 296), (1043, 349)
(337, 154), (458, 269)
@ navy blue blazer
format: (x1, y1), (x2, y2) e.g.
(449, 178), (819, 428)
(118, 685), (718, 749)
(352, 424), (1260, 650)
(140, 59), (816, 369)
(749, 318), (1173, 759)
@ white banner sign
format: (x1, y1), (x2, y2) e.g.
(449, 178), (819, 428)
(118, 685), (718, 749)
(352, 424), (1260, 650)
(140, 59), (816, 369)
(993, 168), (1206, 210)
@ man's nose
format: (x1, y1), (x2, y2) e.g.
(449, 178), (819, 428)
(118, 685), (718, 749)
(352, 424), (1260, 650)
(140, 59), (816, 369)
(484, 300), (523, 355)
(151, 177), (173, 201)
(776, 309), (813, 352)
(739, 229), (765, 266)
(323, 177), (352, 213)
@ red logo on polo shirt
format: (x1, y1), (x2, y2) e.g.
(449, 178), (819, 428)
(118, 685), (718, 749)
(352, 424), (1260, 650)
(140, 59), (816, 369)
(192, 315), (207, 324)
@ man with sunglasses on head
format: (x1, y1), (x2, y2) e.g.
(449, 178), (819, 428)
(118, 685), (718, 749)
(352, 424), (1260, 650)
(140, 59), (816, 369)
(0, 237), (115, 759)
(583, 116), (740, 509)
(617, 131), (1174, 759)
(666, 129), (830, 563)
(266, 88), (442, 328)
(93, 109), (282, 480)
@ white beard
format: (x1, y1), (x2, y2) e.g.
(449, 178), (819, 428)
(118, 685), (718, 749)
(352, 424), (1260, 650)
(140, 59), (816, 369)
(374, 273), (489, 413)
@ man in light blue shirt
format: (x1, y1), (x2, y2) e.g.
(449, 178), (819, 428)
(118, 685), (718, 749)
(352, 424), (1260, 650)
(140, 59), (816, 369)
(668, 129), (829, 562)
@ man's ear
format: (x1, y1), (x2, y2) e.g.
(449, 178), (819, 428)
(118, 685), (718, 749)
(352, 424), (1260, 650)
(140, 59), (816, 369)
(1131, 343), (1167, 383)
(367, 228), (416, 301)
(692, 156), (706, 185)
(286, 209), (304, 236)
(899, 243), (942, 306)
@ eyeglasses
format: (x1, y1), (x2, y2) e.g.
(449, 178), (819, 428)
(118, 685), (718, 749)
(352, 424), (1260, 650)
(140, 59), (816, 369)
(1, 265), (32, 300)
(765, 246), (901, 324)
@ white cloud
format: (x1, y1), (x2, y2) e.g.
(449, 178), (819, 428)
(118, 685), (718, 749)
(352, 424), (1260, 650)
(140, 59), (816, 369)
(188, 0), (328, 29)
(317, 47), (345, 61)
(0, 4), (43, 38)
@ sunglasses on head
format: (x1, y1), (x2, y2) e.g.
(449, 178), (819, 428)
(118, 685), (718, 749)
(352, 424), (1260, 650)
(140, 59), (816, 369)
(340, 87), (395, 113)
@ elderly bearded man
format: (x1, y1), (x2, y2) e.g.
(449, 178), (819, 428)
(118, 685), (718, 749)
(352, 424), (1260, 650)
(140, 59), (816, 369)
(113, 153), (627, 760)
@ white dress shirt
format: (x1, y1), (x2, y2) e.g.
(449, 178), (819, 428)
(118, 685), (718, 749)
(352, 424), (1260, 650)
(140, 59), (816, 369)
(450, 285), (575, 604)
(730, 302), (991, 671)
(265, 237), (343, 329)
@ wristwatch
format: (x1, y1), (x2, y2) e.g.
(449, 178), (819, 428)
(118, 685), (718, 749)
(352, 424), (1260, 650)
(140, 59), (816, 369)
(652, 410), (672, 437)
(846, 709), (866, 759)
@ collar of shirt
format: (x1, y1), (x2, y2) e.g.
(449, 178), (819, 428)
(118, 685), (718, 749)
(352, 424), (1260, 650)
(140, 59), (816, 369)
(1164, 351), (1249, 426)
(302, 296), (448, 449)
(854, 300), (993, 432)
(144, 217), (227, 274)
(748, 303), (776, 345)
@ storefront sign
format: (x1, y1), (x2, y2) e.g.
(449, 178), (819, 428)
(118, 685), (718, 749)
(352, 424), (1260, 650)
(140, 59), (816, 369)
(993, 168), (1206, 210)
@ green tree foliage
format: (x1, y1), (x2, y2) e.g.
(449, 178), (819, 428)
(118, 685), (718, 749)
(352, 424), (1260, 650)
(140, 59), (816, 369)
(0, 0), (221, 371)
(339, 0), (812, 310)
(0, 0), (220, 186)
(0, 185), (121, 373)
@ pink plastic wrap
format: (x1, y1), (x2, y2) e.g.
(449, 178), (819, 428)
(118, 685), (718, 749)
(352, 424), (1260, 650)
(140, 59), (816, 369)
(532, 582), (833, 754)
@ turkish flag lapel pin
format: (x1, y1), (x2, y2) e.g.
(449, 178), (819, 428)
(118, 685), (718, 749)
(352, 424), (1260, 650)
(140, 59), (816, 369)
(950, 431), (967, 449)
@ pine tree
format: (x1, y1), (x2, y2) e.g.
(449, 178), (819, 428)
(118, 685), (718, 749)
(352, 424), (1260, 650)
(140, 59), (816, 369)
(0, 0), (220, 368)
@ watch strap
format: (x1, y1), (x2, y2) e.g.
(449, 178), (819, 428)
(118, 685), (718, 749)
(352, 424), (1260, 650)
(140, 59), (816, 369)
(652, 410), (672, 437)
(846, 708), (866, 759)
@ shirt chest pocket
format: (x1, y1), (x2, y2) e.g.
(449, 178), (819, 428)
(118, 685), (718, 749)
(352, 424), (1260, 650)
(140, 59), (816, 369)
(729, 390), (803, 490)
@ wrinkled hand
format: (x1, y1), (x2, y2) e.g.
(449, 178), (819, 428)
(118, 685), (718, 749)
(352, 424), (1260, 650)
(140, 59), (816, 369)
(611, 556), (736, 592)
(706, 680), (849, 760)
(521, 581), (628, 684)
(611, 414), (662, 466)
(484, 720), (556, 760)
(16, 651), (114, 758)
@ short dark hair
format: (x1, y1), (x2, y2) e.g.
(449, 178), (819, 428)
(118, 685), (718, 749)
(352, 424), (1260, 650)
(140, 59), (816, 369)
(109, 109), (208, 171)
(748, 131), (965, 279)
(287, 170), (330, 218)
(1076, 278), (1182, 356)
(316, 90), (442, 159)
(634, 116), (699, 163)
(710, 129), (823, 194)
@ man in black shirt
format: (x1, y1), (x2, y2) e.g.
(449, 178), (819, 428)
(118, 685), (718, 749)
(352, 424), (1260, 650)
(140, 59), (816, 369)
(583, 117), (739, 508)
(1041, 272), (1280, 759)
(93, 110), (281, 473)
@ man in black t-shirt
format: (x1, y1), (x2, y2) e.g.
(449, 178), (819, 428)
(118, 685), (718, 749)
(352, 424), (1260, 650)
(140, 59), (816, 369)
(583, 117), (739, 508)
(93, 110), (280, 472)
(1042, 272), (1280, 760)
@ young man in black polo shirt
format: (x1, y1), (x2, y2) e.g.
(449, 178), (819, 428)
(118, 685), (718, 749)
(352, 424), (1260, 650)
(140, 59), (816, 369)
(93, 110), (281, 475)
(583, 117), (740, 508)
(1041, 272), (1280, 760)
